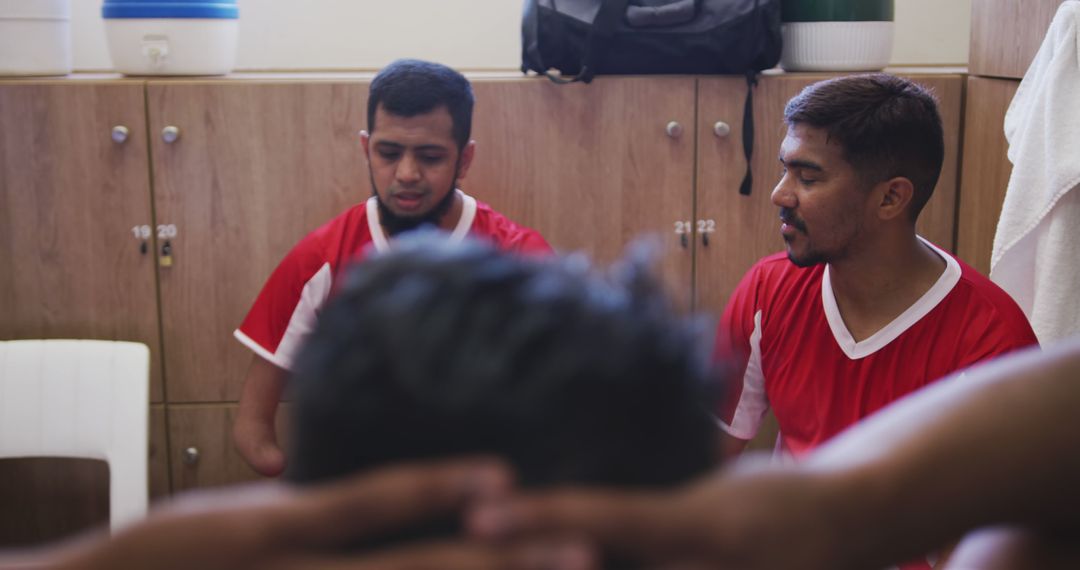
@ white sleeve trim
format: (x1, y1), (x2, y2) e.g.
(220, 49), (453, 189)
(275, 262), (334, 371)
(235, 262), (334, 372)
(722, 309), (769, 440)
(233, 329), (291, 370)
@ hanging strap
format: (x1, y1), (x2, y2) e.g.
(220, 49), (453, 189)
(738, 0), (765, 195)
(739, 71), (758, 196)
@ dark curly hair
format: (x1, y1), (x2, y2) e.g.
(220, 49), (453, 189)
(286, 232), (722, 491)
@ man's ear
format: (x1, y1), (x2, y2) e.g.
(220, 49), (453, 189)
(455, 140), (477, 181)
(877, 176), (915, 222)
(360, 130), (371, 160)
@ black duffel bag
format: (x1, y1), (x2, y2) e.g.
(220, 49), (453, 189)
(521, 0), (781, 195)
(521, 0), (781, 83)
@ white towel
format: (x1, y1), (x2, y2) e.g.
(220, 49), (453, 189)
(990, 0), (1080, 345)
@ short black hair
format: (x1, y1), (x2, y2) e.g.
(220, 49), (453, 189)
(784, 73), (945, 221)
(286, 233), (721, 491)
(367, 59), (474, 150)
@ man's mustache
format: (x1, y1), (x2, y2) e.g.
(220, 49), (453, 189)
(779, 208), (807, 233)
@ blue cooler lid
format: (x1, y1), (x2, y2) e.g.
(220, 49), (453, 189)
(102, 0), (238, 19)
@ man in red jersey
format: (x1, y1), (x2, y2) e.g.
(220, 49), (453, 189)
(232, 59), (550, 477)
(717, 75), (1037, 569)
(719, 74), (1036, 459)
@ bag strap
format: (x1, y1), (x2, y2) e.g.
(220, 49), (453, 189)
(739, 71), (757, 196)
(738, 0), (765, 195)
(542, 0), (630, 84)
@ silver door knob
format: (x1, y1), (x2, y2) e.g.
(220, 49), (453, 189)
(111, 125), (129, 143)
(666, 121), (684, 139)
(182, 446), (200, 465)
(162, 125), (181, 143)
(713, 121), (731, 138)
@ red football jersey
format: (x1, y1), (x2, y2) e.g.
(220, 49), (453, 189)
(235, 192), (551, 370)
(718, 239), (1038, 457)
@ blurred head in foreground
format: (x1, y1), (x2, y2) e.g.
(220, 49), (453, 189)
(286, 232), (723, 539)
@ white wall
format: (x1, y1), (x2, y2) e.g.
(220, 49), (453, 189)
(892, 0), (971, 65)
(72, 0), (971, 72)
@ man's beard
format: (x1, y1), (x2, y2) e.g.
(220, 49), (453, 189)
(780, 207), (824, 267)
(786, 247), (826, 268)
(376, 187), (457, 236)
(372, 170), (460, 237)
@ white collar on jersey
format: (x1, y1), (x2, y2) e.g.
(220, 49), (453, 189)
(365, 189), (477, 253)
(821, 236), (962, 360)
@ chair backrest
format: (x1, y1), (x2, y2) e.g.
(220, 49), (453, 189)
(0, 340), (149, 532)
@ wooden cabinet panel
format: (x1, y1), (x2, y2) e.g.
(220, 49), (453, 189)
(694, 76), (779, 315)
(168, 403), (288, 491)
(915, 75), (965, 253)
(694, 73), (964, 316)
(970, 0), (1065, 79)
(149, 405), (170, 499)
(468, 77), (697, 307)
(168, 404), (256, 490)
(0, 82), (164, 402)
(148, 82), (370, 402)
(956, 77), (1020, 276)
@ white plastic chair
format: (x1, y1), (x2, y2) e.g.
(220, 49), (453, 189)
(0, 340), (149, 532)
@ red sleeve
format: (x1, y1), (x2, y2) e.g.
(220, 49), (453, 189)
(471, 202), (552, 256)
(234, 234), (333, 370)
(955, 291), (1039, 371)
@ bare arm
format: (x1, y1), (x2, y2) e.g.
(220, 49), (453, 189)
(469, 340), (1080, 570)
(18, 459), (518, 570)
(803, 340), (1080, 566)
(813, 342), (1079, 525)
(233, 355), (289, 477)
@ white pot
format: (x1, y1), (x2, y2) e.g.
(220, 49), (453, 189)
(0, 0), (71, 76)
(104, 18), (237, 76)
(780, 21), (894, 72)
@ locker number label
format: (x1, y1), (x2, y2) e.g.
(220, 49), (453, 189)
(131, 225), (151, 240)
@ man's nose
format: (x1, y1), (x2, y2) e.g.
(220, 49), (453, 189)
(395, 154), (421, 184)
(771, 175), (796, 209)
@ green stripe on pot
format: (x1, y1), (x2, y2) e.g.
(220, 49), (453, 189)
(781, 0), (893, 22)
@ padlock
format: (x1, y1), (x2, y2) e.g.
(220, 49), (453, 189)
(160, 240), (174, 267)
